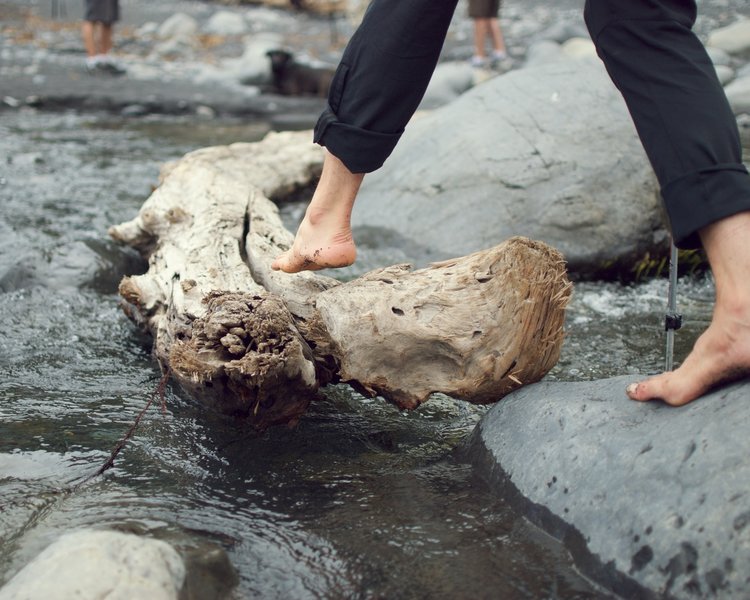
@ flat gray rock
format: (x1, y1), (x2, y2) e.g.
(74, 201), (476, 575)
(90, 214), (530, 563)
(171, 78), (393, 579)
(466, 375), (750, 599)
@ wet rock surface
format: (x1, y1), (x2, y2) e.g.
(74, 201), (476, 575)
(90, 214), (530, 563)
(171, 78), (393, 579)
(466, 376), (750, 598)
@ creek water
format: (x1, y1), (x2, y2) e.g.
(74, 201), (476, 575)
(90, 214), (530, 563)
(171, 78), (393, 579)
(0, 109), (715, 598)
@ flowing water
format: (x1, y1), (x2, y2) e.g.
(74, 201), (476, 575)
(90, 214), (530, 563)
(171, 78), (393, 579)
(0, 109), (716, 598)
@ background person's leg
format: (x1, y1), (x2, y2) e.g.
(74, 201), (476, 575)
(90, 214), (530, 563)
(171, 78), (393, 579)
(473, 17), (490, 60)
(81, 20), (96, 58)
(489, 17), (506, 58)
(100, 23), (113, 55)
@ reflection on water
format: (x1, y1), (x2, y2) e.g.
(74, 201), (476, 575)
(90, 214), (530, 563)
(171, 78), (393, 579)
(0, 109), (712, 598)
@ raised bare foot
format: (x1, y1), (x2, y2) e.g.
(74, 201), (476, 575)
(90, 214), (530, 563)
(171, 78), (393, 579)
(626, 211), (750, 405)
(271, 214), (357, 273)
(271, 149), (364, 274)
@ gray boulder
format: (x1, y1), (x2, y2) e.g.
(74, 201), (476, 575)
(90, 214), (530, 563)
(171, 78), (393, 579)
(466, 375), (750, 599)
(353, 58), (664, 277)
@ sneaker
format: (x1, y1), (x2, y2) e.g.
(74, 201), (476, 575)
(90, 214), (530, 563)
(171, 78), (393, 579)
(97, 61), (126, 76)
(491, 50), (508, 61)
(85, 57), (100, 75)
(469, 55), (487, 67)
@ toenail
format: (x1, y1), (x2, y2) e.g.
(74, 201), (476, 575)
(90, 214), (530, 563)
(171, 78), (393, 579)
(626, 383), (638, 396)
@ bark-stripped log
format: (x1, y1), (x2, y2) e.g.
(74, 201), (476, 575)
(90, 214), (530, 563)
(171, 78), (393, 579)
(110, 131), (571, 428)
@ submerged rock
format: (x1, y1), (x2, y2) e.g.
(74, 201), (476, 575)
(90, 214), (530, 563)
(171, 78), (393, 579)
(466, 375), (750, 598)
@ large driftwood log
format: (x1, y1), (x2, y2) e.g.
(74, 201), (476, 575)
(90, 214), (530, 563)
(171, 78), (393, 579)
(110, 131), (571, 428)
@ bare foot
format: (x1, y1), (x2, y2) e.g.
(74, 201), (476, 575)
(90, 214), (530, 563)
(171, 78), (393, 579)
(626, 308), (750, 405)
(626, 212), (750, 405)
(271, 149), (364, 273)
(271, 213), (357, 273)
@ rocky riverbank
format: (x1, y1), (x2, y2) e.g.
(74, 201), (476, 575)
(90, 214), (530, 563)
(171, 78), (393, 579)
(3, 0), (745, 120)
(2, 1), (750, 599)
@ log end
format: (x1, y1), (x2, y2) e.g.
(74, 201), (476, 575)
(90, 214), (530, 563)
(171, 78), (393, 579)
(315, 236), (572, 409)
(168, 291), (319, 429)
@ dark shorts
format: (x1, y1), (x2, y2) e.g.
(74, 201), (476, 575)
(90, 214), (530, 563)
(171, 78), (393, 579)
(84, 0), (119, 24)
(468, 0), (500, 19)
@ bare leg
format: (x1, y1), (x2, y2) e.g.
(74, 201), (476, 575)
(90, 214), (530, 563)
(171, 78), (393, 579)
(627, 211), (750, 405)
(473, 18), (489, 59)
(271, 151), (364, 273)
(82, 21), (96, 58)
(100, 23), (114, 56)
(488, 17), (506, 54)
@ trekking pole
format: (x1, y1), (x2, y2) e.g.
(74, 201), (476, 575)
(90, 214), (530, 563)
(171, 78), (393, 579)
(665, 241), (682, 371)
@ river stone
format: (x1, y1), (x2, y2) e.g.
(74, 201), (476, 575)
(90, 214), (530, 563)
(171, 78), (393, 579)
(420, 61), (477, 110)
(204, 11), (249, 36)
(523, 39), (567, 67)
(352, 58), (663, 277)
(466, 375), (750, 599)
(561, 37), (597, 60)
(724, 75), (750, 115)
(227, 32), (284, 86)
(158, 12), (199, 39)
(707, 19), (750, 56)
(714, 64), (735, 87)
(705, 46), (733, 68)
(0, 529), (186, 600)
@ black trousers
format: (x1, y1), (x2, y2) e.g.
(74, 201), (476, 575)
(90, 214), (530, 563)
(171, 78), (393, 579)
(314, 0), (750, 248)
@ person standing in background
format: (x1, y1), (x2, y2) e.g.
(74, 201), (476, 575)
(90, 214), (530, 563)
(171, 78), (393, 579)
(468, 0), (507, 67)
(82, 0), (125, 75)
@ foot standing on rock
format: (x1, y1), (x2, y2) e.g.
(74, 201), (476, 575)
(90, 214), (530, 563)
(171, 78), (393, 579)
(82, 0), (126, 76)
(272, 0), (750, 406)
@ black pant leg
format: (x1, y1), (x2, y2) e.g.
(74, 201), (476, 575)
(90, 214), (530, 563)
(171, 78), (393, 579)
(314, 0), (459, 173)
(585, 0), (750, 248)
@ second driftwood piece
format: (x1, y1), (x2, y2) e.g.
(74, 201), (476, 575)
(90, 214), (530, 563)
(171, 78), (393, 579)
(110, 130), (571, 427)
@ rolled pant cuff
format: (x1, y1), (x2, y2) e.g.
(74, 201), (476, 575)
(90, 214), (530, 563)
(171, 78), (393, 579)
(313, 105), (402, 174)
(663, 164), (750, 249)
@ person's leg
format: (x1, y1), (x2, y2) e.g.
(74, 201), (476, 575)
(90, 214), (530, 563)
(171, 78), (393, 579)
(473, 18), (489, 60)
(273, 0), (458, 272)
(489, 17), (506, 58)
(99, 23), (113, 56)
(627, 212), (750, 404)
(81, 20), (96, 58)
(585, 0), (750, 404)
(271, 151), (363, 272)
